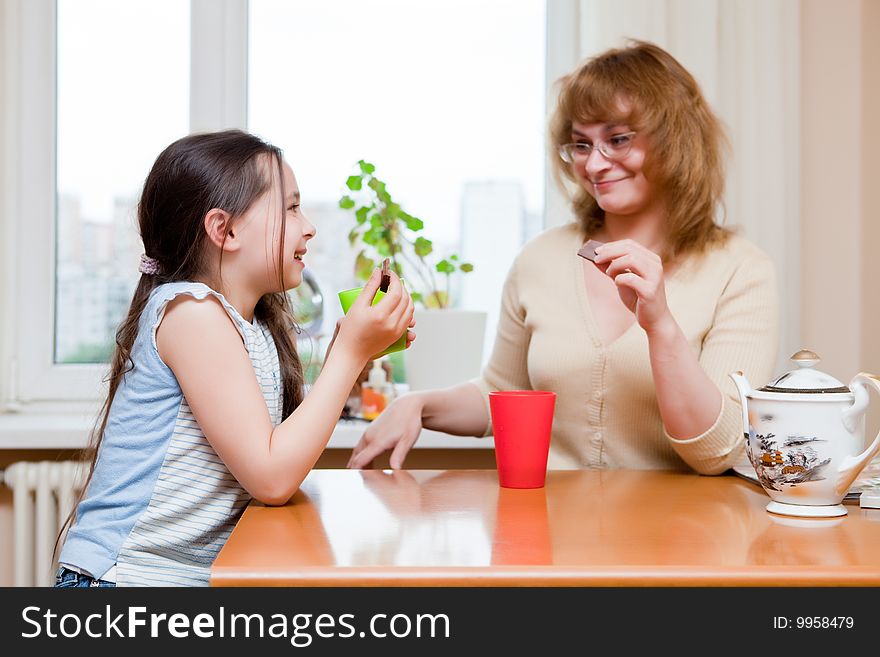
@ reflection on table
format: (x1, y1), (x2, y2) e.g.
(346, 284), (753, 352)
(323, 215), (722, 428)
(211, 469), (880, 586)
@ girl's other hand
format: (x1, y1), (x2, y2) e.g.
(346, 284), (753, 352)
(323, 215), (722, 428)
(335, 268), (415, 363)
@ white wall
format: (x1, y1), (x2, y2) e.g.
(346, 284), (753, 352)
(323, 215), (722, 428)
(801, 0), (880, 435)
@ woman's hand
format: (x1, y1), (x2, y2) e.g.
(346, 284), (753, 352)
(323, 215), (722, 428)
(593, 239), (672, 333)
(347, 393), (426, 469)
(333, 268), (415, 364)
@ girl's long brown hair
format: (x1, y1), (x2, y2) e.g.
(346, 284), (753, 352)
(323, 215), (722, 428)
(56, 130), (305, 557)
(549, 40), (733, 262)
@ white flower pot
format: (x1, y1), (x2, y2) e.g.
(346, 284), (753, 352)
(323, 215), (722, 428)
(404, 309), (487, 391)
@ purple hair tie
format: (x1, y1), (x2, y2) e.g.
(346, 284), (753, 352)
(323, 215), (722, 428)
(138, 254), (161, 276)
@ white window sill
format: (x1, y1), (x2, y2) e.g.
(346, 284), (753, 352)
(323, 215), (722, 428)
(0, 413), (492, 450)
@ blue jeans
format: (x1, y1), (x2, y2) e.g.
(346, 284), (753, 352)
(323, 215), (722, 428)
(54, 566), (116, 588)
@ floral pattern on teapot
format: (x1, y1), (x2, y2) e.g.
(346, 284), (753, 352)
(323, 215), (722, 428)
(746, 429), (831, 492)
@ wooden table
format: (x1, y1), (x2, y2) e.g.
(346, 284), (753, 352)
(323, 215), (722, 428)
(210, 469), (880, 586)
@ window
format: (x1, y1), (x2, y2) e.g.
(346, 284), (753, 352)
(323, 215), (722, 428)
(249, 0), (546, 361)
(55, 0), (190, 364)
(6, 0), (565, 406)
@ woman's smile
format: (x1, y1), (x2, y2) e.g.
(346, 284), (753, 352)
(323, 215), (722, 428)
(591, 176), (629, 192)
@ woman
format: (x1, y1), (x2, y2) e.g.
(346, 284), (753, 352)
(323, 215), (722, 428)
(348, 40), (778, 475)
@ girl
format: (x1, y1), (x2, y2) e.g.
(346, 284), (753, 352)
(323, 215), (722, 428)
(56, 130), (415, 587)
(348, 40), (779, 474)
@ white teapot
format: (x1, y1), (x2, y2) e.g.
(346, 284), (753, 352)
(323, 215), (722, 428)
(729, 349), (880, 517)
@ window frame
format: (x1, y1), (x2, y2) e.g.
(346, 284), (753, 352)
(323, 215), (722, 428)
(1, 0), (572, 410)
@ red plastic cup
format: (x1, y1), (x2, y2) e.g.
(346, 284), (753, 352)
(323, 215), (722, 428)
(488, 390), (556, 489)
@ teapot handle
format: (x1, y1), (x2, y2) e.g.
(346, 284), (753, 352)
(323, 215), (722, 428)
(838, 373), (880, 493)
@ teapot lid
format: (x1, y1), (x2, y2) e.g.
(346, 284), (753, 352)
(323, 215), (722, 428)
(758, 349), (850, 394)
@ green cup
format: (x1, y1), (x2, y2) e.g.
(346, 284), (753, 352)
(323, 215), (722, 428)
(338, 281), (408, 358)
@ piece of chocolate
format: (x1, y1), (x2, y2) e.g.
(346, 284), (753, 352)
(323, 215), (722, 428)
(577, 239), (605, 263)
(379, 258), (391, 292)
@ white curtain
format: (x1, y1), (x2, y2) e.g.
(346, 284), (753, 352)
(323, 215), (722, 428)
(551, 0), (799, 367)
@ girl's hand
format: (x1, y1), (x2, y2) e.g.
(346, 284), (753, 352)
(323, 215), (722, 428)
(404, 326), (417, 349)
(334, 267), (415, 363)
(325, 320), (416, 363)
(593, 239), (671, 333)
(324, 307), (415, 364)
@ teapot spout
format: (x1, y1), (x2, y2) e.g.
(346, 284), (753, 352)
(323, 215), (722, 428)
(728, 371), (753, 436)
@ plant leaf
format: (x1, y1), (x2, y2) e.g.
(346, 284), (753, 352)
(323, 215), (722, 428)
(358, 160), (376, 174)
(339, 195), (356, 209)
(362, 229), (379, 246)
(355, 206), (369, 224)
(376, 240), (392, 257)
(435, 259), (455, 275)
(348, 228), (360, 246)
(355, 251), (375, 281)
(367, 178), (392, 204)
(368, 225), (391, 243)
(346, 175), (363, 191)
(460, 262), (474, 273)
(414, 236), (433, 257)
(401, 212), (424, 231)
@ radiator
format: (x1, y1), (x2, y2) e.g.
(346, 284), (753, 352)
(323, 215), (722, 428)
(2, 461), (87, 587)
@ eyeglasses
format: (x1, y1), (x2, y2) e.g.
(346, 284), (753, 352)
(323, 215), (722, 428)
(558, 131), (637, 163)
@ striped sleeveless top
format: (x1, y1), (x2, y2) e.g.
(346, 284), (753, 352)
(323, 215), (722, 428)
(59, 282), (283, 586)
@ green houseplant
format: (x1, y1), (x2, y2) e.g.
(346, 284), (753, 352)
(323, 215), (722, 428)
(338, 160), (473, 309)
(338, 160), (486, 392)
